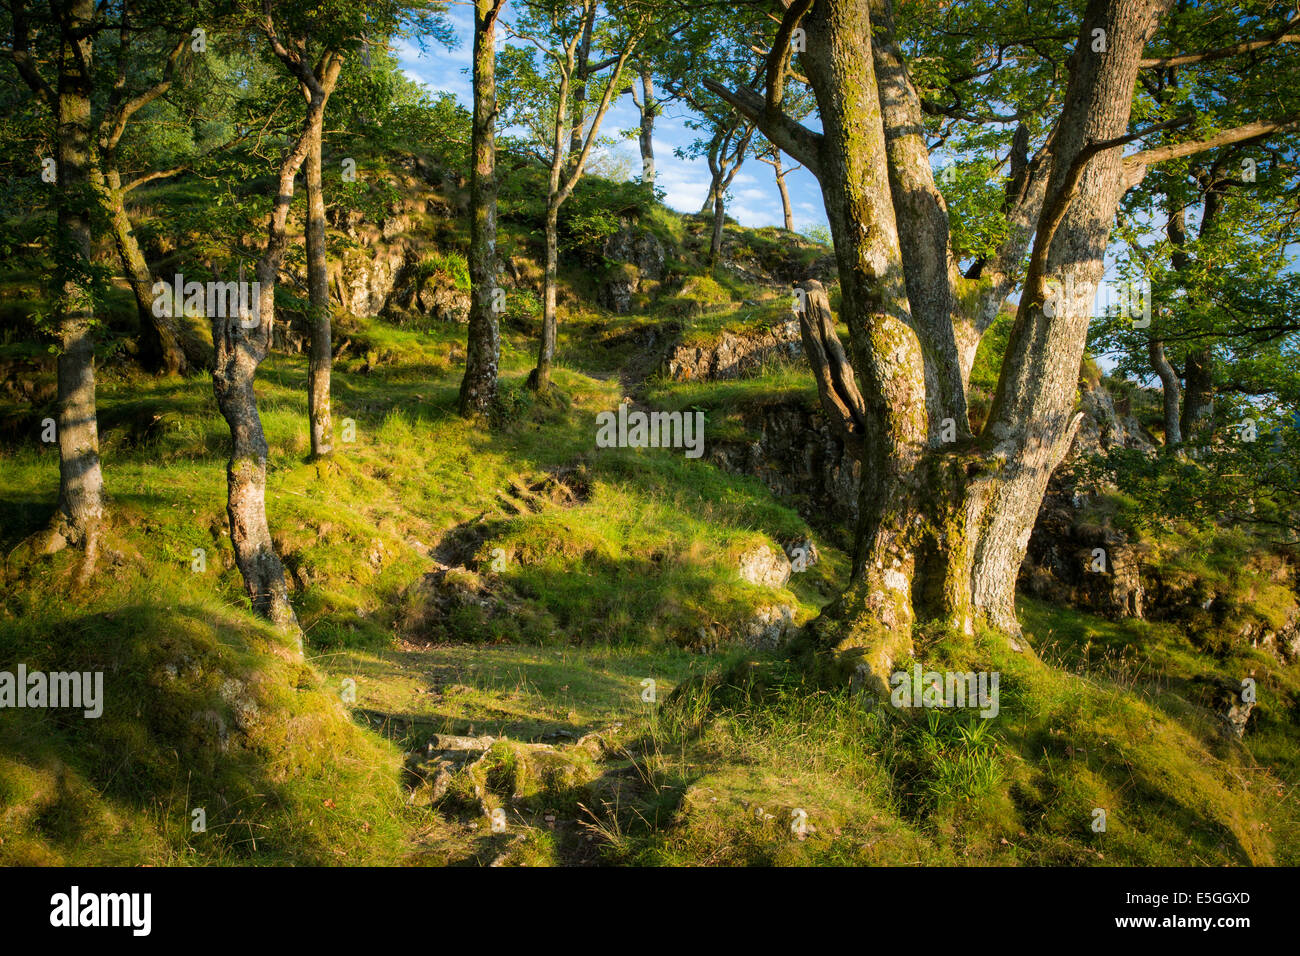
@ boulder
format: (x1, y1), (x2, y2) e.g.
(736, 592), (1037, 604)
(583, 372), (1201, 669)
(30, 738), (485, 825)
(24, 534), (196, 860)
(737, 543), (792, 590)
(742, 604), (797, 651)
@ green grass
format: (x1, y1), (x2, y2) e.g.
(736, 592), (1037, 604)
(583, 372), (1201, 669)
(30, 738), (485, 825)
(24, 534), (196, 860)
(0, 298), (844, 864)
(2, 177), (1296, 867)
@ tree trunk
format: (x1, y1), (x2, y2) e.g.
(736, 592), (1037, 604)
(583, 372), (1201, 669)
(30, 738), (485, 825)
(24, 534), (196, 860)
(1181, 347), (1214, 441)
(459, 0), (504, 416)
(305, 107), (332, 457)
(48, 0), (104, 559)
(774, 155), (794, 231)
(97, 173), (208, 376)
(790, 0), (929, 690)
(965, 0), (1165, 634)
(211, 55), (339, 631)
(638, 68), (656, 185)
(211, 276), (295, 630)
(1148, 337), (1183, 447)
(710, 189), (725, 267)
(529, 203), (560, 392)
(700, 175), (720, 216)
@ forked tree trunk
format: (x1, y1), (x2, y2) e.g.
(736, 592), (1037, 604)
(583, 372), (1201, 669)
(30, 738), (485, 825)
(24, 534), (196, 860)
(731, 0), (1167, 691)
(48, 0), (104, 560)
(305, 108), (332, 457)
(459, 0), (505, 416)
(567, 3), (596, 166)
(212, 55), (339, 632)
(527, 22), (637, 393)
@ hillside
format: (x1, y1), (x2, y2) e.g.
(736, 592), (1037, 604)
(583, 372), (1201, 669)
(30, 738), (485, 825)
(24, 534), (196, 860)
(1, 156), (1297, 867)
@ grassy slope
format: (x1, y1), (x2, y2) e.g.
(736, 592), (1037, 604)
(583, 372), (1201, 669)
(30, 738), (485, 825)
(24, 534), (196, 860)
(1, 203), (1297, 866)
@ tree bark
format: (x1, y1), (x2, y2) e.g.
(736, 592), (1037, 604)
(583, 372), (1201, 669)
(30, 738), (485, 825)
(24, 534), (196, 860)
(459, 0), (505, 416)
(49, 0), (105, 559)
(637, 67), (656, 185)
(211, 50), (340, 631)
(1148, 337), (1183, 447)
(305, 105), (332, 457)
(774, 153), (794, 231)
(530, 202), (561, 392)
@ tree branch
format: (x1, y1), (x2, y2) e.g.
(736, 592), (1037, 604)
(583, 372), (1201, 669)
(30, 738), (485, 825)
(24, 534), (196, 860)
(700, 78), (822, 179)
(1123, 114), (1300, 189)
(1140, 11), (1300, 67)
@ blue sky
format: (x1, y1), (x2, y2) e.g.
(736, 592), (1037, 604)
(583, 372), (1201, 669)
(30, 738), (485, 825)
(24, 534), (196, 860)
(393, 8), (829, 232)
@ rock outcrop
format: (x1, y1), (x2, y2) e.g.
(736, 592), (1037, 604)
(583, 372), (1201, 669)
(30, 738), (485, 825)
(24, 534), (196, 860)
(664, 319), (804, 382)
(598, 221), (666, 315)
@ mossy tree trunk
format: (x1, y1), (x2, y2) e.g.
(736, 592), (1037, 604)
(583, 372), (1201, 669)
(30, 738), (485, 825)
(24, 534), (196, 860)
(304, 104), (332, 457)
(710, 0), (1175, 686)
(460, 0), (506, 416)
(49, 0), (105, 560)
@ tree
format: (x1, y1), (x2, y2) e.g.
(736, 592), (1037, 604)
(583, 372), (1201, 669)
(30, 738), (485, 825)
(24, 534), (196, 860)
(629, 62), (656, 184)
(700, 0), (1300, 689)
(698, 111), (754, 268)
(3, 0), (107, 571)
(205, 1), (343, 630)
(756, 141), (800, 232)
(503, 0), (652, 393)
(91, 15), (220, 377)
(210, 0), (448, 627)
(1092, 14), (1300, 452)
(459, 0), (508, 416)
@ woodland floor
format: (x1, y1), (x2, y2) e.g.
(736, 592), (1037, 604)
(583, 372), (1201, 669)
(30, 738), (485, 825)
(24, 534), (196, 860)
(1, 295), (1297, 866)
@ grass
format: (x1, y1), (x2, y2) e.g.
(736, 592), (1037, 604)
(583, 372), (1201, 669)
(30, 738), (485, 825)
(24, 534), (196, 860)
(2, 180), (1297, 867)
(0, 291), (843, 864)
